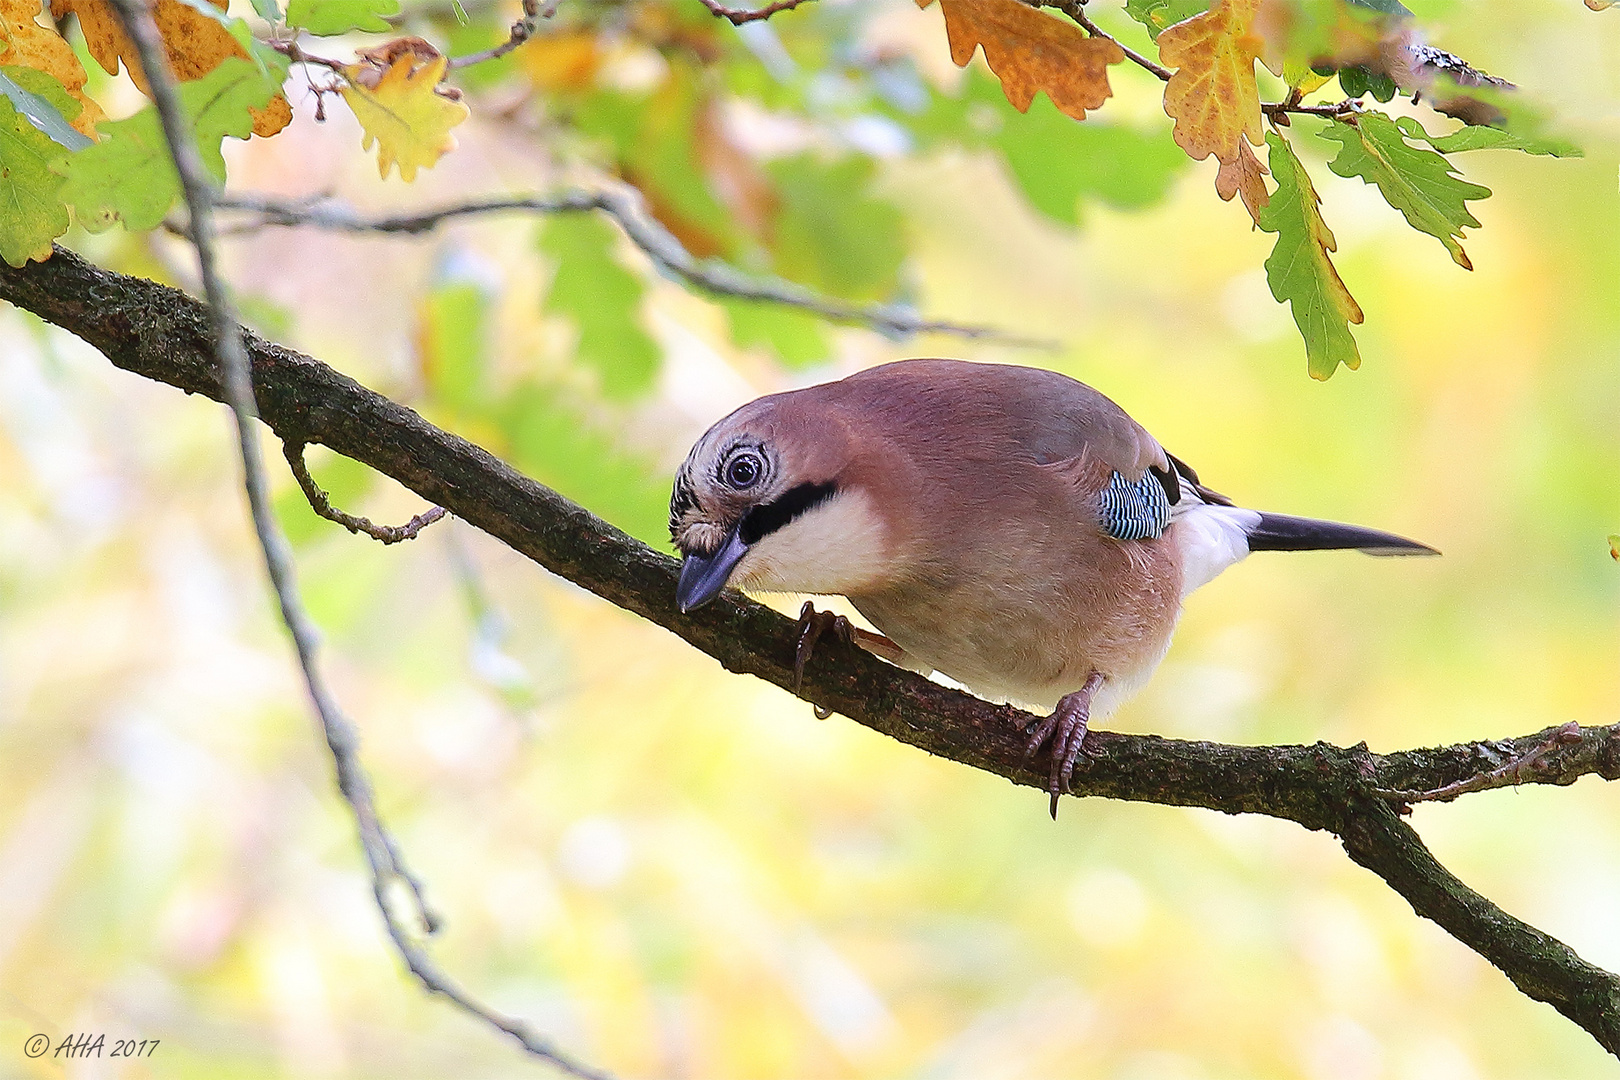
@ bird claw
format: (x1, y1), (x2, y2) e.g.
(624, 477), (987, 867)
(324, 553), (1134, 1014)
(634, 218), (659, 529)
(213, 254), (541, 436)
(794, 601), (853, 696)
(1011, 672), (1105, 820)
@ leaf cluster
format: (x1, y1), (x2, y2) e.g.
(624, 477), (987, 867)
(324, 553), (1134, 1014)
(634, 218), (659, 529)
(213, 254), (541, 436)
(0, 0), (1584, 399)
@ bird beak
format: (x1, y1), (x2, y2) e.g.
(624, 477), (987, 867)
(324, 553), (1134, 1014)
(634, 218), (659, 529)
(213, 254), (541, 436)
(677, 527), (749, 613)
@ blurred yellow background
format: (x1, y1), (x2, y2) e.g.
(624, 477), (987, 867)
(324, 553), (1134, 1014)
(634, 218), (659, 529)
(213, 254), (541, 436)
(0, 0), (1617, 1076)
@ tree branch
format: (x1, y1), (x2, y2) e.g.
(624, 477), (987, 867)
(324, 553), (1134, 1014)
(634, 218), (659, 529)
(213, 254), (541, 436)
(2, 245), (1618, 1057)
(696, 0), (817, 25)
(207, 189), (1051, 348)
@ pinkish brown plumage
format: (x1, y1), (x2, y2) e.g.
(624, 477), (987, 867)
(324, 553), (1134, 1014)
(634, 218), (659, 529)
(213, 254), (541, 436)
(672, 359), (1436, 816)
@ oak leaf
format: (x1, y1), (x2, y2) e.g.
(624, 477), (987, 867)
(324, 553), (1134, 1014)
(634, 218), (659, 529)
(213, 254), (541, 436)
(1214, 137), (1268, 223)
(340, 51), (468, 182)
(0, 66), (91, 149)
(0, 91), (69, 264)
(1258, 131), (1362, 379)
(50, 0), (289, 136)
(286, 0), (398, 35)
(918, 0), (1123, 121)
(1321, 110), (1489, 269)
(1158, 0), (1269, 164)
(55, 55), (283, 232)
(0, 0), (103, 135)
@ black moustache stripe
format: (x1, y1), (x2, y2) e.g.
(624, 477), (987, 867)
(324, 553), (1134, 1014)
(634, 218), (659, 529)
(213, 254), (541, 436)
(739, 482), (837, 546)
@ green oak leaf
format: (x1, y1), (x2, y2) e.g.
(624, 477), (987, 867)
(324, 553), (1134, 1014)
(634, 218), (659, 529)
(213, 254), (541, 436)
(1337, 65), (1397, 102)
(1392, 115), (1578, 158)
(0, 67), (89, 151)
(1123, 0), (1210, 38)
(1321, 110), (1490, 269)
(286, 0), (398, 34)
(1258, 131), (1364, 380)
(539, 215), (660, 400)
(0, 95), (70, 265)
(55, 56), (286, 233)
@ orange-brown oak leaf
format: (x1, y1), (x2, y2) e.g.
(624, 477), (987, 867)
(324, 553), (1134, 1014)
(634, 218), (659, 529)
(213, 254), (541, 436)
(1215, 138), (1269, 224)
(51, 0), (289, 136)
(0, 0), (104, 134)
(1158, 0), (1272, 164)
(918, 0), (1123, 121)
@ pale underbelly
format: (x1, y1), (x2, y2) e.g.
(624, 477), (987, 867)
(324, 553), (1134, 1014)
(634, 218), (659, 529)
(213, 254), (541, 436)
(849, 586), (1181, 715)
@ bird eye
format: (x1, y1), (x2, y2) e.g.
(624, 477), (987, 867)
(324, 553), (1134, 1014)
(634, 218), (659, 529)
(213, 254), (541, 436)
(724, 450), (764, 490)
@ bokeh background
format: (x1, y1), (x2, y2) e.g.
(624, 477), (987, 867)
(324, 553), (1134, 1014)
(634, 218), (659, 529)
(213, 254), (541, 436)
(1, 0), (1618, 1076)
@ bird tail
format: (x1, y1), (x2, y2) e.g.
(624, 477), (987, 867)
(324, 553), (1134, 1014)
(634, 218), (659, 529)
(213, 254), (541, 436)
(1244, 512), (1439, 557)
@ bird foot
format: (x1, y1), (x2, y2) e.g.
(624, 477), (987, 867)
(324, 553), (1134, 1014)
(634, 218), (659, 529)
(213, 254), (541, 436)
(1015, 672), (1106, 819)
(794, 601), (854, 715)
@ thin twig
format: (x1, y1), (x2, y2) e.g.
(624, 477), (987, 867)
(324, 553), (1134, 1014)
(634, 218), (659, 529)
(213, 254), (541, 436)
(1039, 0), (1363, 123)
(211, 188), (1051, 347)
(1262, 98), (1361, 121)
(449, 0), (557, 69)
(284, 440), (448, 544)
(107, 2), (610, 1076)
(270, 38), (347, 74)
(1042, 0), (1172, 82)
(1377, 721), (1588, 805)
(697, 0), (816, 25)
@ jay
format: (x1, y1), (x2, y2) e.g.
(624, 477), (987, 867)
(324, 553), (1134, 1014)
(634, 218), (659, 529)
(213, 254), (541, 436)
(669, 359), (1435, 816)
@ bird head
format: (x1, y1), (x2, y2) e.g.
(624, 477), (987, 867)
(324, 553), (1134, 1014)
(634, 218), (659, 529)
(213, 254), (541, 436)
(669, 393), (887, 613)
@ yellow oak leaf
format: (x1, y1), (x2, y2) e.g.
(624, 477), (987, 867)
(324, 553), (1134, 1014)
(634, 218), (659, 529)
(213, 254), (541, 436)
(341, 52), (469, 182)
(0, 0), (103, 135)
(1215, 137), (1269, 224)
(50, 0), (289, 136)
(918, 0), (1123, 121)
(1158, 0), (1272, 164)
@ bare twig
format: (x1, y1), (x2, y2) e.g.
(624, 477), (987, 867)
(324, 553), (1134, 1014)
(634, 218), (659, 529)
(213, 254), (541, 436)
(107, 2), (609, 1076)
(270, 38), (347, 74)
(697, 0), (817, 25)
(1377, 721), (1590, 805)
(1042, 0), (1173, 82)
(449, 0), (557, 69)
(211, 188), (1051, 347)
(7, 245), (1620, 1058)
(284, 440), (448, 544)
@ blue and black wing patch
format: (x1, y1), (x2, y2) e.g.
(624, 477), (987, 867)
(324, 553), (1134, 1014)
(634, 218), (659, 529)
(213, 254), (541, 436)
(1097, 469), (1172, 541)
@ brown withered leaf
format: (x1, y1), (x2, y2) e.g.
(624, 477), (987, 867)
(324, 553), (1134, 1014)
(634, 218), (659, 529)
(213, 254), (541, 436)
(1158, 0), (1269, 164)
(918, 0), (1123, 121)
(1215, 138), (1268, 224)
(51, 0), (289, 136)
